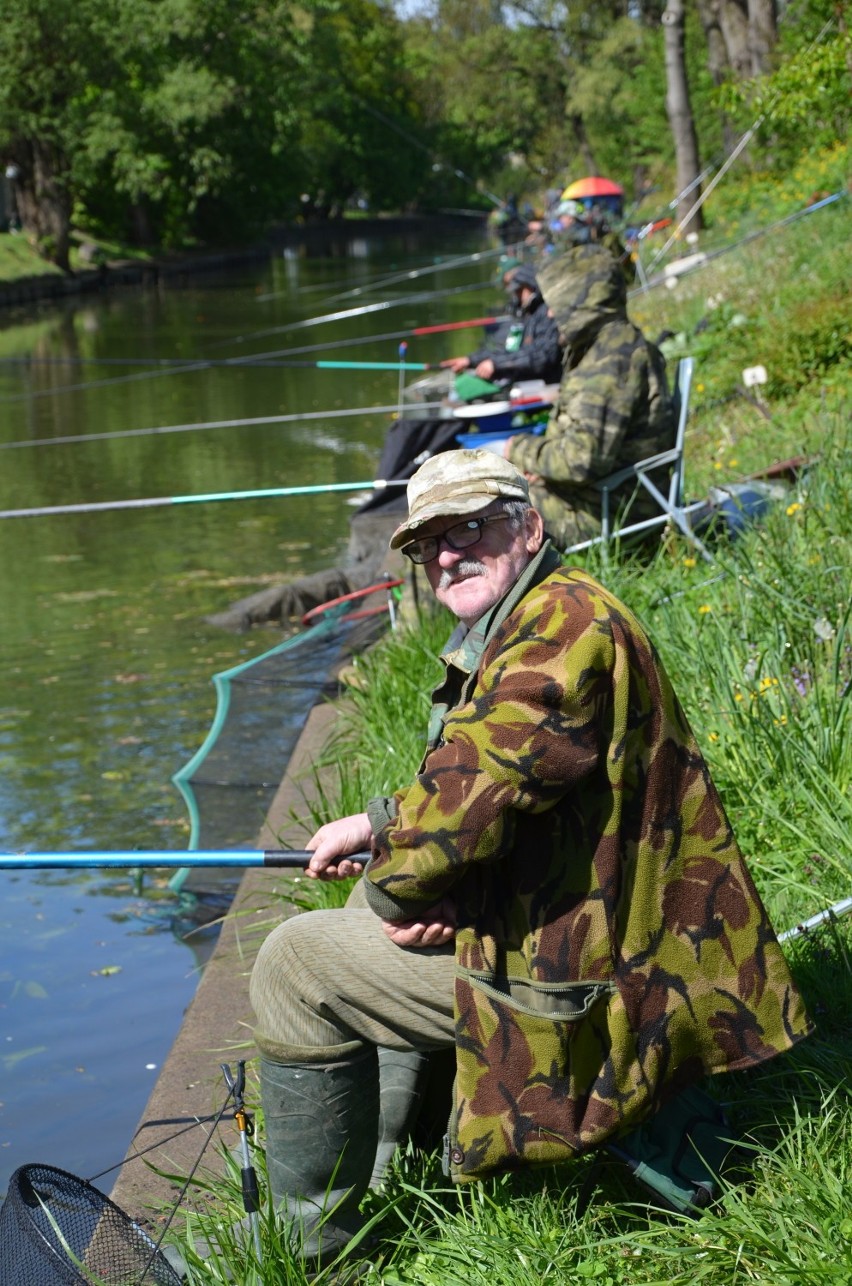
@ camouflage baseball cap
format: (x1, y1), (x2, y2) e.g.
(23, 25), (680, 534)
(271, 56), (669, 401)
(390, 449), (530, 549)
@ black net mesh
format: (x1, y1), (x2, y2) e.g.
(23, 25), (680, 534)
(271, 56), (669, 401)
(186, 623), (349, 850)
(176, 608), (390, 852)
(0, 1164), (182, 1286)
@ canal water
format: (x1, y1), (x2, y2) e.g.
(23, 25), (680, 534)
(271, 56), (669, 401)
(0, 223), (494, 1196)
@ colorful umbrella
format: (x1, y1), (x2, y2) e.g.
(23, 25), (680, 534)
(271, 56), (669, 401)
(562, 177), (624, 200)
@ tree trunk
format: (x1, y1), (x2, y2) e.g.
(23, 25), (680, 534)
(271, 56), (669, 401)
(747, 0), (777, 74)
(695, 0), (739, 154)
(718, 0), (752, 80)
(662, 0), (705, 235)
(13, 139), (72, 271)
(129, 202), (155, 247)
(568, 112), (597, 176)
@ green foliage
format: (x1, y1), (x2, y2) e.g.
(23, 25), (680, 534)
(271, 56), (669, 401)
(0, 0), (427, 248)
(633, 182), (851, 473)
(0, 0), (848, 252)
(308, 605), (453, 811)
(718, 0), (851, 164)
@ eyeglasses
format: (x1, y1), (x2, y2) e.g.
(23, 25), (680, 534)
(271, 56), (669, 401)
(401, 513), (510, 565)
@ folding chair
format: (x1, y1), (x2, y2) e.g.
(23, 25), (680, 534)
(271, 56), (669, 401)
(563, 357), (712, 561)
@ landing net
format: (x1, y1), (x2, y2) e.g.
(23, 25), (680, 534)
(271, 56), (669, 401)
(172, 607), (353, 856)
(0, 1164), (181, 1286)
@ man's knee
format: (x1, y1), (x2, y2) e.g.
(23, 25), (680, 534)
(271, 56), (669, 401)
(251, 910), (343, 1019)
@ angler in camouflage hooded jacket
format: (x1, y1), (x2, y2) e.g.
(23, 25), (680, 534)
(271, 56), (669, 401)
(362, 539), (811, 1180)
(507, 243), (674, 549)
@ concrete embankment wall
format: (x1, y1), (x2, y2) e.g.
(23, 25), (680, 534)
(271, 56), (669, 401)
(109, 698), (342, 1226)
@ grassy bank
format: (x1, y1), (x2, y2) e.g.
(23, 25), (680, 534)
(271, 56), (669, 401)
(0, 230), (65, 281)
(165, 167), (852, 1282)
(0, 228), (156, 287)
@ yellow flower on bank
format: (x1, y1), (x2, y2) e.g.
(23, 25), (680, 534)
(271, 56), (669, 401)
(728, 458), (739, 468)
(683, 557), (697, 568)
(698, 604), (712, 614)
(786, 502), (802, 516)
(708, 732), (719, 742)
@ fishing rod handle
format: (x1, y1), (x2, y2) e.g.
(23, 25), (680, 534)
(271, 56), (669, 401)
(263, 850), (372, 868)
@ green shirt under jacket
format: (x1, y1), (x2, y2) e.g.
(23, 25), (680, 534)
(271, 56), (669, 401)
(364, 543), (811, 1180)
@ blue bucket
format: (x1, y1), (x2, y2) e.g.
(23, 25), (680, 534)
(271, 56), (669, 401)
(456, 421), (547, 454)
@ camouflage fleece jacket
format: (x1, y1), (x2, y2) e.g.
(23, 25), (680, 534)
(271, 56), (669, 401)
(363, 543), (811, 1180)
(507, 245), (674, 545)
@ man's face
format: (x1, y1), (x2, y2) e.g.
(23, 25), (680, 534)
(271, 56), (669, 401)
(420, 503), (544, 627)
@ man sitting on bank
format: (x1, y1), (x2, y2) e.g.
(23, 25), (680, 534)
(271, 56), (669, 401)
(505, 243), (672, 549)
(249, 450), (811, 1272)
(440, 263), (562, 388)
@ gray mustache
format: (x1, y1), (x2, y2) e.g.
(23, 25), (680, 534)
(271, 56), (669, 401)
(438, 558), (487, 590)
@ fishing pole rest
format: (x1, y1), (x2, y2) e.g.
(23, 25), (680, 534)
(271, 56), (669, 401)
(221, 1060), (260, 1216)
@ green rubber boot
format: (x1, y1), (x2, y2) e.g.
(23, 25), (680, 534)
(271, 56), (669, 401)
(259, 1051), (379, 1270)
(370, 1048), (430, 1189)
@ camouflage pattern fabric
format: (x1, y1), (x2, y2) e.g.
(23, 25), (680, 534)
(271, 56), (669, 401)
(508, 245), (674, 549)
(363, 543), (812, 1180)
(549, 221), (636, 283)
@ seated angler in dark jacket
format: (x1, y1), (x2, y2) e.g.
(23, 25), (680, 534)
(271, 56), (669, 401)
(440, 263), (563, 388)
(354, 265), (562, 520)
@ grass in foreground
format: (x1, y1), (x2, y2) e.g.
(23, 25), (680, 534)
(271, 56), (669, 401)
(170, 912), (852, 1284)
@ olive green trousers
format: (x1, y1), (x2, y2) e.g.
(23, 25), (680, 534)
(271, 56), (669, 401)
(249, 880), (456, 1063)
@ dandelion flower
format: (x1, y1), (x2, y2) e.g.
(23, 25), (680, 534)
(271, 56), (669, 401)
(683, 557), (697, 568)
(699, 604), (712, 614)
(786, 502), (802, 517)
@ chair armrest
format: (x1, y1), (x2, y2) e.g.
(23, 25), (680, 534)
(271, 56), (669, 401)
(592, 447), (682, 493)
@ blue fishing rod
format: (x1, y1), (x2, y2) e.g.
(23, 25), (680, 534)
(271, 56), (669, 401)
(1, 849), (850, 944)
(0, 850), (371, 870)
(0, 476), (409, 520)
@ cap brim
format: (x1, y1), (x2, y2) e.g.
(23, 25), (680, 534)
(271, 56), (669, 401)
(390, 492), (509, 550)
